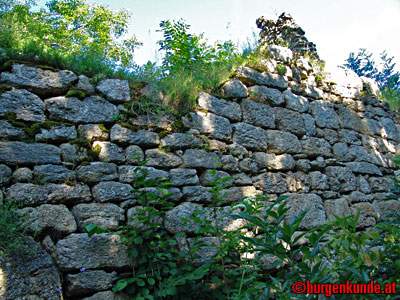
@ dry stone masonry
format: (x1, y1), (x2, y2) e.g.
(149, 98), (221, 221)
(1, 32), (400, 300)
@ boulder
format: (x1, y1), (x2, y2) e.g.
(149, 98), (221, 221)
(92, 181), (134, 203)
(55, 233), (130, 270)
(0, 142), (61, 165)
(0, 236), (63, 300)
(233, 122), (268, 150)
(17, 204), (77, 236)
(198, 92), (242, 121)
(77, 162), (118, 184)
(221, 79), (248, 98)
(242, 99), (275, 129)
(46, 96), (118, 123)
(183, 149), (221, 169)
(65, 270), (117, 297)
(96, 79), (130, 102)
(72, 203), (125, 231)
(1, 63), (77, 96)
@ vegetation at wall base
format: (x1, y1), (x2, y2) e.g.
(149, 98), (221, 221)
(85, 157), (400, 299)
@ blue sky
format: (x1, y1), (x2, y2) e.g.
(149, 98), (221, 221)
(37, 0), (400, 71)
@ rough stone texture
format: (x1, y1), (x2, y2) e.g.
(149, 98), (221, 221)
(55, 233), (130, 270)
(78, 124), (109, 141)
(200, 170), (232, 186)
(73, 203), (125, 231)
(160, 133), (203, 149)
(92, 181), (134, 202)
(222, 79), (248, 98)
(96, 79), (130, 102)
(169, 168), (199, 186)
(345, 162), (383, 176)
(183, 112), (232, 141)
(118, 165), (168, 183)
(266, 130), (302, 154)
(284, 194), (327, 230)
(0, 237), (62, 300)
(242, 99), (275, 129)
(267, 45), (293, 63)
(368, 176), (394, 193)
(35, 125), (77, 142)
(311, 100), (340, 129)
(33, 164), (75, 183)
(221, 155), (239, 172)
(1, 63), (77, 96)
(303, 113), (317, 136)
(77, 162), (118, 184)
(46, 96), (118, 123)
(110, 124), (160, 147)
(93, 141), (125, 163)
(338, 105), (362, 132)
(253, 172), (287, 193)
(17, 204), (77, 236)
(145, 149), (183, 167)
(274, 107), (306, 136)
(182, 186), (212, 202)
(7, 183), (48, 205)
(254, 153), (295, 171)
(82, 290), (128, 300)
(351, 202), (378, 228)
(164, 202), (243, 234)
(284, 90), (309, 112)
(308, 171), (329, 190)
(183, 149), (220, 169)
(125, 145), (144, 164)
(248, 85), (284, 106)
(74, 74), (94, 93)
(66, 270), (117, 297)
(0, 164), (12, 185)
(379, 117), (398, 140)
(45, 183), (92, 204)
(221, 186), (260, 203)
(325, 166), (357, 192)
(0, 120), (27, 140)
(60, 143), (90, 165)
(236, 66), (269, 85)
(374, 200), (400, 218)
(233, 122), (268, 150)
(324, 198), (351, 221)
(301, 137), (332, 158)
(261, 71), (289, 89)
(198, 92), (242, 121)
(0, 142), (61, 165)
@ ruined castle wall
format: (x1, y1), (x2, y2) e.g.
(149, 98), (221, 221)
(0, 47), (399, 299)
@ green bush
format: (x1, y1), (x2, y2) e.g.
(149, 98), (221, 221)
(0, 0), (141, 77)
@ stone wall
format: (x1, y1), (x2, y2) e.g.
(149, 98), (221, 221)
(0, 46), (400, 299)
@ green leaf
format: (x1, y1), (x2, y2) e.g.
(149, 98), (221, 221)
(114, 280), (128, 291)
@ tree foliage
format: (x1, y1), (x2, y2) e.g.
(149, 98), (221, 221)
(345, 48), (400, 109)
(0, 0), (140, 74)
(344, 49), (400, 91)
(157, 19), (236, 75)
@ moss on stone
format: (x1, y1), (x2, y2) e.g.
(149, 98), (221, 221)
(65, 89), (89, 100)
(98, 124), (110, 134)
(157, 130), (171, 139)
(69, 138), (101, 162)
(0, 86), (12, 95)
(0, 60), (58, 72)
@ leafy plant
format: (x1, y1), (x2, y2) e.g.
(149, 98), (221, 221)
(0, 199), (27, 255)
